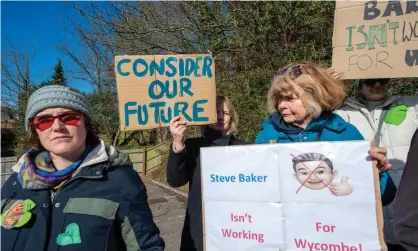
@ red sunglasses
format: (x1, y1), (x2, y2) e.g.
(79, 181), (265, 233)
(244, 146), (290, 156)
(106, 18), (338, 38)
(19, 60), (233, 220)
(30, 111), (83, 131)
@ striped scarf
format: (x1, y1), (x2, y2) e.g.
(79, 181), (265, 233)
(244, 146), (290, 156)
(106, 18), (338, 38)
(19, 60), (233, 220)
(17, 148), (88, 190)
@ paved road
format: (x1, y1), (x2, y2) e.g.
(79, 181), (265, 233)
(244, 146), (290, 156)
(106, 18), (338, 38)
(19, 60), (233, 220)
(146, 181), (187, 251)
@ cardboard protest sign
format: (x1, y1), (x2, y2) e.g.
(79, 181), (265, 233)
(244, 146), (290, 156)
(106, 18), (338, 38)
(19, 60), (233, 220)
(332, 1), (418, 79)
(201, 141), (385, 251)
(115, 54), (216, 131)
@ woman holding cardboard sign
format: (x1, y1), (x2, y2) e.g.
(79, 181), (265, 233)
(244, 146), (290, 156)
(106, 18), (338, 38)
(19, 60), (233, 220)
(255, 62), (396, 203)
(167, 95), (247, 251)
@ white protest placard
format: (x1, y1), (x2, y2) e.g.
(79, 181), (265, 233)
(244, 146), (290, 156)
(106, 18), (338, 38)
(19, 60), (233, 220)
(202, 145), (280, 202)
(332, 0), (418, 79)
(201, 141), (385, 251)
(114, 54), (217, 131)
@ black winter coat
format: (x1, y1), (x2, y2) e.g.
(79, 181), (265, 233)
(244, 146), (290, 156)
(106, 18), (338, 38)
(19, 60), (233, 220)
(395, 128), (418, 250)
(1, 143), (165, 251)
(166, 131), (246, 251)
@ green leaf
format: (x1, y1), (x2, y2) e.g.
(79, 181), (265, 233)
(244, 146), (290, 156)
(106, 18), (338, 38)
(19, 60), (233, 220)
(23, 199), (36, 211)
(14, 212), (32, 228)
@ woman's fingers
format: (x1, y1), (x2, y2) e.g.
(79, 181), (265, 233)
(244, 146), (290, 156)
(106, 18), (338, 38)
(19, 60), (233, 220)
(179, 127), (187, 135)
(327, 67), (342, 79)
(171, 117), (187, 130)
(369, 147), (392, 171)
(379, 160), (392, 172)
(369, 147), (385, 162)
(370, 146), (386, 156)
(169, 117), (180, 133)
(170, 116), (181, 126)
(178, 120), (187, 126)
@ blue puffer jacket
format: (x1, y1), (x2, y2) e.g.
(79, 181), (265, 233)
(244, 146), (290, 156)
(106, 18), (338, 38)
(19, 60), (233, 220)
(255, 112), (396, 206)
(256, 112), (364, 143)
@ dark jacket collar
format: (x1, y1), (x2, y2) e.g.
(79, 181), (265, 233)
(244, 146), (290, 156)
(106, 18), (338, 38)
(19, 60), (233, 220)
(203, 127), (232, 146)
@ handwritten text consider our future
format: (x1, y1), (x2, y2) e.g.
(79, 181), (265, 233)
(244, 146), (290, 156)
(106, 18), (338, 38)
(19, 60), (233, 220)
(117, 55), (214, 127)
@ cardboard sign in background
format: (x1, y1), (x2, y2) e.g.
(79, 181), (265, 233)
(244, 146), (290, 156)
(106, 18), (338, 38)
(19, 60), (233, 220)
(332, 1), (418, 79)
(201, 141), (386, 251)
(115, 54), (216, 131)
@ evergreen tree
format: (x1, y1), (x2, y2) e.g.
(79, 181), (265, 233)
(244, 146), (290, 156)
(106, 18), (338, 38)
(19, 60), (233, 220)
(51, 59), (67, 86)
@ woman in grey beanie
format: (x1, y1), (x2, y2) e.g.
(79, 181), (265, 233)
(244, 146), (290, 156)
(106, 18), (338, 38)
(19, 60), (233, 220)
(1, 85), (165, 251)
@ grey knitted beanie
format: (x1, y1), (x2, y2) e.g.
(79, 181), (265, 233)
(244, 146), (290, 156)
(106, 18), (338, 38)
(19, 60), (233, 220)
(25, 85), (93, 131)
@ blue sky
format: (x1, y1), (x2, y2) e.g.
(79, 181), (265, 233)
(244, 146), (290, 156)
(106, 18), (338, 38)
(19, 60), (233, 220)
(1, 1), (95, 93)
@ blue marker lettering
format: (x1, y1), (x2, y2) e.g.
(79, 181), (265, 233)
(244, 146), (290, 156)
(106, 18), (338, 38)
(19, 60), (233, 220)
(167, 80), (177, 99)
(165, 56), (177, 77)
(193, 99), (209, 122)
(133, 58), (148, 77)
(149, 102), (166, 124)
(185, 58), (196, 76)
(124, 101), (137, 126)
(150, 58), (165, 76)
(202, 56), (213, 78)
(194, 56), (202, 77)
(137, 104), (148, 125)
(148, 80), (166, 100)
(160, 106), (172, 124)
(174, 102), (192, 121)
(179, 78), (193, 97)
(179, 58), (185, 77)
(117, 59), (131, 76)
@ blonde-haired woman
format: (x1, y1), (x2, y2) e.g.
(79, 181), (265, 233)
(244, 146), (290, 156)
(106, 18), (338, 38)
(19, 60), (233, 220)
(257, 62), (377, 144)
(167, 95), (246, 251)
(255, 62), (395, 198)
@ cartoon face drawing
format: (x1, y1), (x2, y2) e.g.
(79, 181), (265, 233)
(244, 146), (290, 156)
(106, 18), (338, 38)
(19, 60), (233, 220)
(292, 153), (353, 196)
(294, 160), (337, 190)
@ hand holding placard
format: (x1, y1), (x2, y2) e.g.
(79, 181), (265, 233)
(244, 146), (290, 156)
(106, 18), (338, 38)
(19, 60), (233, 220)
(170, 116), (187, 151)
